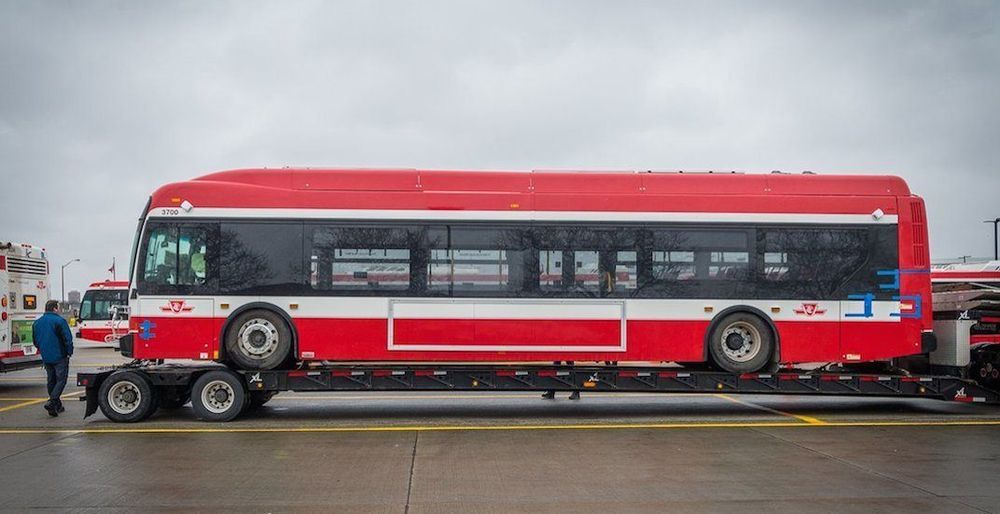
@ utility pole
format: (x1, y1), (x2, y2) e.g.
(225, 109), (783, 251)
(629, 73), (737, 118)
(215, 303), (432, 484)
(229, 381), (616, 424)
(986, 218), (1000, 261)
(61, 258), (80, 304)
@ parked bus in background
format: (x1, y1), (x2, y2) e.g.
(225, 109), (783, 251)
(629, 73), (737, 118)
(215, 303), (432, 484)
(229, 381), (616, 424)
(0, 241), (47, 371)
(932, 261), (1000, 346)
(121, 168), (935, 373)
(77, 280), (129, 344)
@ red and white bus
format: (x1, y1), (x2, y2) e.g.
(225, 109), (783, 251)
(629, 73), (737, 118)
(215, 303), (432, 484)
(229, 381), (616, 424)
(931, 261), (1000, 346)
(77, 280), (129, 344)
(122, 168), (934, 373)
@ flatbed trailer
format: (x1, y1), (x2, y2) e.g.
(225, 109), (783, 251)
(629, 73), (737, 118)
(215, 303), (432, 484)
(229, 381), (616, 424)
(77, 361), (1000, 422)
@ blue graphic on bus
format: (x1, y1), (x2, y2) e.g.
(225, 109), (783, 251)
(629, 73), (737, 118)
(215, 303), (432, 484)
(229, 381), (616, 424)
(139, 319), (157, 340)
(846, 269), (927, 319)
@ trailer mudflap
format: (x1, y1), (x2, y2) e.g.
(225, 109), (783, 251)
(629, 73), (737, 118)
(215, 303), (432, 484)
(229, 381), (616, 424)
(76, 370), (113, 418)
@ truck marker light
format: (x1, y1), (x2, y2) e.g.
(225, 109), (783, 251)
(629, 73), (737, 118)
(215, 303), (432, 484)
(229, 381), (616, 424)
(584, 381), (596, 388)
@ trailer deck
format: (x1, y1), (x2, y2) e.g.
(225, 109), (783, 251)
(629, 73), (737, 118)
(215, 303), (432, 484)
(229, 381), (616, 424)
(77, 361), (1000, 422)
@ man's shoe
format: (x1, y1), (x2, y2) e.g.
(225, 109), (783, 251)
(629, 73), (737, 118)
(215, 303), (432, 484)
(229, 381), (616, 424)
(57, 405), (66, 413)
(43, 403), (57, 417)
(541, 391), (555, 399)
(568, 391), (580, 400)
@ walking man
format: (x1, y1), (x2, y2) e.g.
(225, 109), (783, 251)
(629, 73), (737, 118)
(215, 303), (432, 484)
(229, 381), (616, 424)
(32, 300), (74, 417)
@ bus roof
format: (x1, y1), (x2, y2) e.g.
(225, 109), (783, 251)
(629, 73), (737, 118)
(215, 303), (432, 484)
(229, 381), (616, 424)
(149, 168), (915, 216)
(87, 280), (129, 289)
(931, 261), (1000, 283)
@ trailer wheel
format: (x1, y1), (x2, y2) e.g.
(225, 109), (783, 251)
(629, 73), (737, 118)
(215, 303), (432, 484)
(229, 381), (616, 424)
(191, 370), (247, 422)
(708, 312), (774, 373)
(97, 370), (157, 423)
(224, 309), (293, 370)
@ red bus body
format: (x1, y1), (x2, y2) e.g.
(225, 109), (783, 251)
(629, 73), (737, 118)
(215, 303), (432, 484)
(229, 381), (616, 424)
(127, 168), (933, 366)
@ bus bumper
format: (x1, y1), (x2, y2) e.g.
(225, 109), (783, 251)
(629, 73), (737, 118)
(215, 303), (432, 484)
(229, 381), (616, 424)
(922, 331), (938, 354)
(118, 334), (134, 358)
(0, 353), (42, 373)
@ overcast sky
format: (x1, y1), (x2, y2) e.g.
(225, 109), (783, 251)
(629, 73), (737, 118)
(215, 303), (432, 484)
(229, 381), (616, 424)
(2, 0), (998, 297)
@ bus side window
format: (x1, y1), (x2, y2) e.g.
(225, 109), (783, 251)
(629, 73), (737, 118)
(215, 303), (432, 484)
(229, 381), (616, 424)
(139, 223), (216, 293)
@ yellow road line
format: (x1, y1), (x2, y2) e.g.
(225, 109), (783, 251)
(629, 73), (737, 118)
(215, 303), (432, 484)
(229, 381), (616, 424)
(0, 391), (85, 414)
(1, 419), (1000, 435)
(269, 392), (716, 401)
(715, 393), (827, 425)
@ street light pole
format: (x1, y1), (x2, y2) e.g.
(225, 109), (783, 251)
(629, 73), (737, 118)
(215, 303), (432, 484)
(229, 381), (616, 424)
(986, 218), (1000, 261)
(61, 259), (80, 304)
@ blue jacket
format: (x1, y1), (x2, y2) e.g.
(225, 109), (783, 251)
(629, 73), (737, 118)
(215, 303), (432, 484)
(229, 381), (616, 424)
(32, 312), (74, 363)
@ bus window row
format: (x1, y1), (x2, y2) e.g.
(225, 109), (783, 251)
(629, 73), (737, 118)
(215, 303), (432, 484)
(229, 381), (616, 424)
(137, 221), (898, 300)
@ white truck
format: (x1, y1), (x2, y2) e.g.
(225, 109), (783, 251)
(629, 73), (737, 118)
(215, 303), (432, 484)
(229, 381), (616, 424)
(0, 241), (47, 372)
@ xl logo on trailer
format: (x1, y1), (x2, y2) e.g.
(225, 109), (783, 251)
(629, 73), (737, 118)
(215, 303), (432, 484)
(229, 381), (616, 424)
(160, 300), (193, 314)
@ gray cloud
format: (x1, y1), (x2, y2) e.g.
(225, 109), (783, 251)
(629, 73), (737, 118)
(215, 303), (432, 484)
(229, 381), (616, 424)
(2, 0), (998, 294)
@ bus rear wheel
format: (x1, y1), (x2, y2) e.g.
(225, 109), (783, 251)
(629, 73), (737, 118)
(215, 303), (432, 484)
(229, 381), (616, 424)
(224, 309), (292, 370)
(97, 370), (158, 423)
(191, 370), (247, 422)
(708, 312), (774, 374)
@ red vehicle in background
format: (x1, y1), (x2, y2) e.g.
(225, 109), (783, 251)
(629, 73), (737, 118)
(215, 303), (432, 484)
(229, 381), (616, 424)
(77, 280), (129, 344)
(121, 168), (935, 373)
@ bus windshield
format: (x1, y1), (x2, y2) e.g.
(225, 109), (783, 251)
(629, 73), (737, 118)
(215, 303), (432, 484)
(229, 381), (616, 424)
(79, 289), (129, 321)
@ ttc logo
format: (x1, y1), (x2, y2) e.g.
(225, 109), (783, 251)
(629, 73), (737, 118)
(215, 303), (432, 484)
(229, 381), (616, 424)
(846, 269), (925, 319)
(160, 300), (193, 313)
(794, 303), (827, 316)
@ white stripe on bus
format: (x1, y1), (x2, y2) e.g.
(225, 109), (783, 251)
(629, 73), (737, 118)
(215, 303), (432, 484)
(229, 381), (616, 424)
(149, 208), (898, 225)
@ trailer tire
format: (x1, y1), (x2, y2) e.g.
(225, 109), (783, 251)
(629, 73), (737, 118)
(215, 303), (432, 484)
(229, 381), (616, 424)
(97, 370), (157, 423)
(224, 309), (293, 370)
(191, 370), (247, 422)
(708, 312), (774, 374)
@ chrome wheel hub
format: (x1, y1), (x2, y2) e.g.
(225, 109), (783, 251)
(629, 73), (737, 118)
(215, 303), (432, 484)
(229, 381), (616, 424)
(202, 380), (236, 414)
(720, 322), (762, 363)
(107, 381), (142, 415)
(238, 318), (279, 359)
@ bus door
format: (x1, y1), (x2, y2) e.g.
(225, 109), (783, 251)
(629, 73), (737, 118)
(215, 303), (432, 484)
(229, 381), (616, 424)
(134, 222), (217, 359)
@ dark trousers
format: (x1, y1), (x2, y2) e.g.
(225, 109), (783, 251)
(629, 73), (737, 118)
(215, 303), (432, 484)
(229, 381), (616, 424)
(44, 358), (69, 408)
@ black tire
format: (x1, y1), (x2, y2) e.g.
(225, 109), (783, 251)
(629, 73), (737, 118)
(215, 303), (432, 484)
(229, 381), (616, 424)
(97, 370), (157, 423)
(190, 370), (247, 422)
(707, 312), (774, 374)
(224, 309), (293, 370)
(247, 391), (277, 410)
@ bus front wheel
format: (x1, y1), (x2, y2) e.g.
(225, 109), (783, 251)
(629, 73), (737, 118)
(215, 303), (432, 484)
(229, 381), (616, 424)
(224, 309), (293, 370)
(708, 312), (774, 374)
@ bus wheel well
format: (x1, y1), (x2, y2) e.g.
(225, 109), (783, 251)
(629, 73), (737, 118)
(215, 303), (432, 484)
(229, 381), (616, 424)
(703, 306), (780, 366)
(217, 302), (298, 364)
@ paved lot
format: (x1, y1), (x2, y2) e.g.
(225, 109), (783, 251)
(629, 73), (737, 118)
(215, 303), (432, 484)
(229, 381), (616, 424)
(1, 346), (999, 512)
